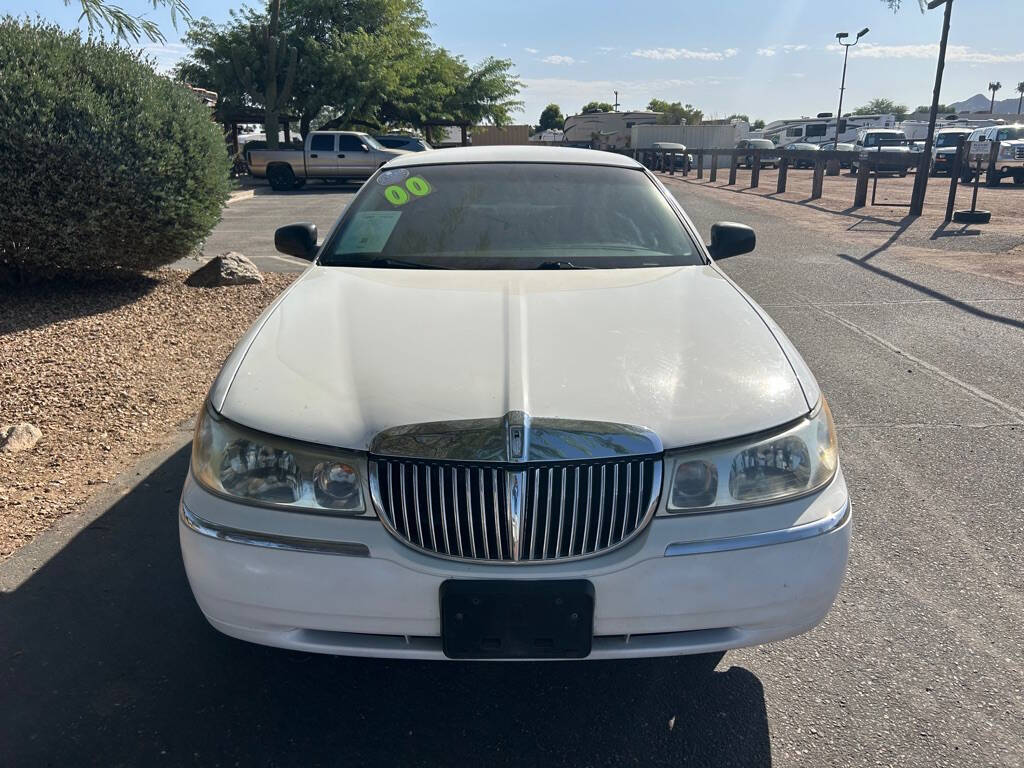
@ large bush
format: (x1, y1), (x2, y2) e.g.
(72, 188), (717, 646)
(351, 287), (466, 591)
(0, 19), (230, 283)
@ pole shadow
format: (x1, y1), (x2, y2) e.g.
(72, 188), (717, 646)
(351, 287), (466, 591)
(0, 445), (772, 767)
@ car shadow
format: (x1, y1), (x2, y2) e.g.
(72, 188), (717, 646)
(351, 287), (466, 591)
(0, 274), (160, 335)
(0, 445), (772, 767)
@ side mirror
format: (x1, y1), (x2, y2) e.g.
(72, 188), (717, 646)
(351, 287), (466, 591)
(708, 222), (755, 260)
(274, 222), (318, 260)
(360, 143), (370, 152)
(978, 135), (987, 141)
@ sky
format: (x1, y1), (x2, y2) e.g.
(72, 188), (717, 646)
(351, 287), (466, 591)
(13, 0), (1024, 124)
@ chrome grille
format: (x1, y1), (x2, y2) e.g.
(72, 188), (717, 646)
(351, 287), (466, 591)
(370, 457), (662, 562)
(1015, 146), (1024, 160)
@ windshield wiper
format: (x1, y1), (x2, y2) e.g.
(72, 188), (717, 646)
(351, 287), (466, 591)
(536, 260), (596, 270)
(367, 258), (449, 270)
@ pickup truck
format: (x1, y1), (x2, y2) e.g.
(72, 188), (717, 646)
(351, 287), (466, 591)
(849, 129), (913, 176)
(247, 131), (408, 191)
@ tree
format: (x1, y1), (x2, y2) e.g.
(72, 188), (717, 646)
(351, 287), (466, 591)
(581, 101), (613, 113)
(232, 0), (297, 149)
(726, 113), (749, 123)
(914, 103), (954, 113)
(64, 0), (190, 43)
(647, 99), (703, 125)
(176, 1), (520, 140)
(537, 103), (564, 131)
(853, 98), (909, 121)
(988, 81), (1001, 113)
(751, 119), (765, 130)
(1017, 82), (1024, 115)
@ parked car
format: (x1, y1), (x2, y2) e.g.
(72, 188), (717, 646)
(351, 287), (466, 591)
(781, 142), (820, 169)
(247, 131), (409, 190)
(180, 146), (851, 661)
(850, 129), (912, 176)
(961, 124), (1024, 186)
(650, 141), (693, 172)
(819, 141), (856, 168)
(736, 138), (780, 169)
(929, 128), (973, 176)
(375, 134), (433, 152)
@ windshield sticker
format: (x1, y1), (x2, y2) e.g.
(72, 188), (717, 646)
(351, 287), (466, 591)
(405, 175), (432, 197)
(384, 185), (410, 206)
(376, 168), (410, 186)
(334, 211), (401, 254)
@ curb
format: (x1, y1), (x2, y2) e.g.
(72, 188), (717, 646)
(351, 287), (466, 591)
(227, 189), (256, 205)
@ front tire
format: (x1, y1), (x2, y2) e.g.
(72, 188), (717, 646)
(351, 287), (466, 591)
(1013, 175), (1024, 186)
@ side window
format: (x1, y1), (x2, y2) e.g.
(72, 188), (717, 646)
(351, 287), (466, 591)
(786, 126), (802, 137)
(996, 129), (1009, 142)
(309, 134), (334, 152)
(338, 135), (367, 151)
(805, 123), (827, 138)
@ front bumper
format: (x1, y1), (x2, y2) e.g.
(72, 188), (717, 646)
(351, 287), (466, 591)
(179, 470), (851, 659)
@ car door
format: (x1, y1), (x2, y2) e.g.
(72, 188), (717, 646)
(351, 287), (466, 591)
(306, 133), (338, 178)
(337, 134), (375, 178)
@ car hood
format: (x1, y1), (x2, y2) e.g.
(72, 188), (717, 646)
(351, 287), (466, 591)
(213, 266), (814, 452)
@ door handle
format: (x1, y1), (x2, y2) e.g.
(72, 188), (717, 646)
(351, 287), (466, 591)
(337, 153), (346, 158)
(310, 153), (318, 158)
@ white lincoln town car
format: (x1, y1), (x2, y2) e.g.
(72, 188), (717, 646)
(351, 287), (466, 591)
(180, 146), (850, 660)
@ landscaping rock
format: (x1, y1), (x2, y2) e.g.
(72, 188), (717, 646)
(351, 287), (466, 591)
(185, 252), (263, 287)
(1, 423), (42, 453)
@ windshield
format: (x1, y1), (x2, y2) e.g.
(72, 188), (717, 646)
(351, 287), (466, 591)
(751, 140), (775, 149)
(935, 132), (968, 147)
(863, 133), (905, 147)
(996, 127), (1024, 141)
(321, 163), (701, 269)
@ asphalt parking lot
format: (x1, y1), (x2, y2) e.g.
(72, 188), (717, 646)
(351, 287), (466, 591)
(3, 178), (1023, 767)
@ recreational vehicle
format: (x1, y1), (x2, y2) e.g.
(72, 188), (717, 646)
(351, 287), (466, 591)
(757, 114), (897, 146)
(562, 111), (660, 150)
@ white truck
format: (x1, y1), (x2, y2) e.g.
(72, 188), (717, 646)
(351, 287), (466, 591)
(247, 131), (408, 191)
(962, 124), (1024, 186)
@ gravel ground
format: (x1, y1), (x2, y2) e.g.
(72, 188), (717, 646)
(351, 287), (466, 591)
(0, 271), (296, 558)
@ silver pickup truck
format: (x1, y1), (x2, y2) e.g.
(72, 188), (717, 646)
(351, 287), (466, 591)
(247, 131), (408, 191)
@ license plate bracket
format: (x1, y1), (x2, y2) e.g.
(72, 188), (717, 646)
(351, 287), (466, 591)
(440, 580), (594, 659)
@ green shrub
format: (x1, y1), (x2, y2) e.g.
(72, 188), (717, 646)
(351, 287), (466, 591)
(0, 18), (230, 283)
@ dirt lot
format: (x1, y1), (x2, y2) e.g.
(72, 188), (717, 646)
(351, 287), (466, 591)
(660, 167), (1024, 285)
(0, 272), (297, 558)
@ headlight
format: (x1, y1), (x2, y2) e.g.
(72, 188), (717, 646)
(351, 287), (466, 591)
(1000, 144), (1015, 158)
(663, 399), (838, 513)
(191, 404), (368, 514)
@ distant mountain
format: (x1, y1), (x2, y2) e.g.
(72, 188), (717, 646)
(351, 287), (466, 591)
(948, 92), (1022, 114)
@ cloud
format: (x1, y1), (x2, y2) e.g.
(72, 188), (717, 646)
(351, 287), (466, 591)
(827, 42), (1024, 64)
(630, 47), (738, 62)
(597, 46), (617, 53)
(137, 42), (189, 71)
(783, 44), (807, 53)
(542, 54), (576, 65)
(757, 48), (776, 56)
(524, 47), (539, 54)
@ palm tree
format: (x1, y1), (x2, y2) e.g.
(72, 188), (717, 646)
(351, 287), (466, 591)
(988, 81), (1002, 114)
(1017, 82), (1024, 116)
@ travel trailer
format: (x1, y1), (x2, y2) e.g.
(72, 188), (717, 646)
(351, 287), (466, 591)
(756, 114), (897, 146)
(562, 110), (660, 150)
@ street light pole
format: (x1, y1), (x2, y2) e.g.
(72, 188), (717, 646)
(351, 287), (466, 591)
(910, 0), (954, 217)
(833, 28), (869, 143)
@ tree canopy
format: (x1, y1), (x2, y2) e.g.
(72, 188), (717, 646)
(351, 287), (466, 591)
(65, 0), (189, 42)
(853, 98), (909, 121)
(176, 0), (521, 138)
(537, 103), (564, 131)
(580, 101), (613, 113)
(647, 99), (703, 125)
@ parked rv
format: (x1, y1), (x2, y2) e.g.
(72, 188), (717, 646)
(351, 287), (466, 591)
(759, 114), (897, 146)
(562, 111), (659, 150)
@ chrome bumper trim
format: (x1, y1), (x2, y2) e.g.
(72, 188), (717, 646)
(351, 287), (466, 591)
(664, 500), (850, 557)
(180, 503), (371, 558)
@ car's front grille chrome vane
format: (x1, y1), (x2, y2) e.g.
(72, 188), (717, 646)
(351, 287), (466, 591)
(370, 457), (662, 563)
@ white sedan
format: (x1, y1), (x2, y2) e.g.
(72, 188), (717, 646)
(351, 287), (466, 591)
(180, 146), (850, 660)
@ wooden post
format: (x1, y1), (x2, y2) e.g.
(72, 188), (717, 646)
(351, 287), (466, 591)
(751, 150), (761, 188)
(945, 139), (965, 222)
(811, 157), (825, 199)
(826, 155), (840, 176)
(854, 156), (871, 208)
(987, 140), (1000, 186)
(728, 152), (738, 185)
(710, 151), (718, 182)
(461, 125), (468, 145)
(697, 151), (704, 179)
(669, 151), (675, 175)
(283, 120), (291, 144)
(777, 157), (789, 193)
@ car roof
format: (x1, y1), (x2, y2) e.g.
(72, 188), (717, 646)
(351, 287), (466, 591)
(384, 145), (642, 169)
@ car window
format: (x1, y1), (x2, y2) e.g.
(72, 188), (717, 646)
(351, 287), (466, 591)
(377, 138), (403, 148)
(996, 127), (1024, 141)
(309, 134), (334, 152)
(321, 163), (702, 269)
(362, 135), (386, 150)
(338, 135), (367, 151)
